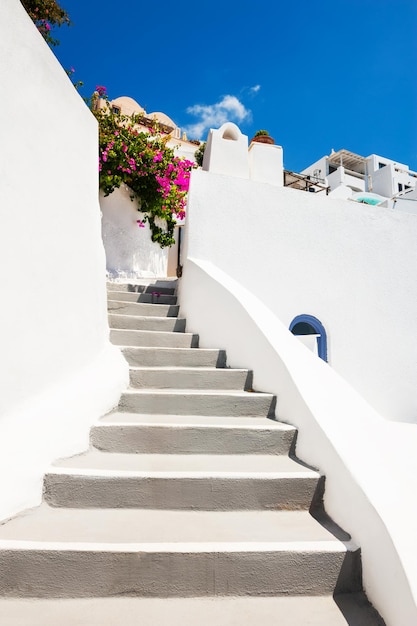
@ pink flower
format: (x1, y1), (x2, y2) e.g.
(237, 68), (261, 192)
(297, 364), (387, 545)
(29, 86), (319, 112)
(136, 220), (145, 228)
(96, 85), (107, 97)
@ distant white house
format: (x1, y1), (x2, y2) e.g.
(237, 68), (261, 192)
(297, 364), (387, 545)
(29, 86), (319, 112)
(301, 148), (417, 211)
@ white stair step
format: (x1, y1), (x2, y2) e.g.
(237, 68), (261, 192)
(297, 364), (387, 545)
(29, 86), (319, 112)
(128, 366), (252, 390)
(108, 313), (186, 331)
(0, 594), (383, 626)
(110, 329), (198, 348)
(108, 285), (176, 296)
(107, 280), (177, 293)
(51, 449), (310, 473)
(118, 388), (276, 417)
(44, 451), (319, 510)
(0, 505), (346, 544)
(122, 346), (226, 367)
(107, 300), (179, 317)
(0, 547), (360, 599)
(91, 413), (295, 454)
(0, 506), (360, 598)
(108, 291), (177, 304)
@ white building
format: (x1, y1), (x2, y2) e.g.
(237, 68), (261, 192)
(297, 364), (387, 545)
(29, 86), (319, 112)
(301, 148), (417, 208)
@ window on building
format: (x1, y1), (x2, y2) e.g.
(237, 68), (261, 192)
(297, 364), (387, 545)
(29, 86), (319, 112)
(378, 162), (386, 169)
(289, 315), (328, 362)
(112, 106), (121, 114)
(398, 183), (403, 192)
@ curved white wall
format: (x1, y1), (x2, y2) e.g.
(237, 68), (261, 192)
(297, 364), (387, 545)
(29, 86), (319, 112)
(0, 0), (128, 520)
(179, 258), (417, 626)
(184, 168), (417, 423)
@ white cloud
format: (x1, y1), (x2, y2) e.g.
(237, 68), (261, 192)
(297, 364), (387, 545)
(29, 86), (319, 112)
(250, 84), (261, 94)
(183, 95), (251, 140)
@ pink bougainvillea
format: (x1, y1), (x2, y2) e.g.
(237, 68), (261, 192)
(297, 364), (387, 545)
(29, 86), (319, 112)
(94, 92), (195, 248)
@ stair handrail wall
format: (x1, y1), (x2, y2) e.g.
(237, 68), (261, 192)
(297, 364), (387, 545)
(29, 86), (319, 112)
(179, 257), (417, 626)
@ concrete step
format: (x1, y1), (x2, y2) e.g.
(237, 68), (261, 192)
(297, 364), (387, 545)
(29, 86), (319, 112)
(44, 451), (318, 510)
(122, 346), (226, 367)
(0, 594), (384, 625)
(108, 313), (186, 332)
(108, 291), (177, 305)
(107, 280), (177, 294)
(107, 300), (179, 317)
(110, 329), (198, 348)
(91, 413), (296, 454)
(0, 506), (360, 598)
(118, 389), (276, 417)
(128, 366), (252, 390)
(107, 285), (176, 296)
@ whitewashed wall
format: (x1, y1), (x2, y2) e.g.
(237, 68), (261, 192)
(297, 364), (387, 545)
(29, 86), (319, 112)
(183, 168), (417, 424)
(179, 130), (417, 622)
(179, 258), (417, 626)
(0, 0), (128, 520)
(101, 185), (169, 278)
(100, 185), (182, 278)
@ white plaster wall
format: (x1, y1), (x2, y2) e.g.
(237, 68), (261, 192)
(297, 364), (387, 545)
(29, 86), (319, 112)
(393, 187), (417, 214)
(203, 123), (249, 178)
(327, 168), (365, 193)
(100, 185), (171, 278)
(168, 140), (199, 162)
(184, 169), (417, 424)
(0, 0), (128, 520)
(371, 163), (396, 196)
(179, 258), (417, 626)
(301, 156), (328, 179)
(248, 142), (283, 186)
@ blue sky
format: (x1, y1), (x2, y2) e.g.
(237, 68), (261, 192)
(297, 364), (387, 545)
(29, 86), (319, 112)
(53, 0), (416, 173)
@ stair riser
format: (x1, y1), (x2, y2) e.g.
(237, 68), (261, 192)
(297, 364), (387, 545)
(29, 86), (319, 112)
(108, 315), (186, 332)
(129, 369), (252, 390)
(91, 425), (295, 455)
(108, 302), (179, 317)
(44, 475), (317, 510)
(107, 284), (176, 295)
(0, 549), (361, 597)
(122, 348), (226, 368)
(108, 293), (177, 305)
(111, 330), (198, 349)
(118, 393), (276, 417)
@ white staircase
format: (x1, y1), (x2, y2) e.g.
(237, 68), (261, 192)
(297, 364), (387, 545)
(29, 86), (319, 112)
(0, 279), (384, 624)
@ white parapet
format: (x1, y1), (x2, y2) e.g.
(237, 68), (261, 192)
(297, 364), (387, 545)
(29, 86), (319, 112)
(0, 0), (128, 520)
(248, 142), (284, 186)
(202, 123), (249, 179)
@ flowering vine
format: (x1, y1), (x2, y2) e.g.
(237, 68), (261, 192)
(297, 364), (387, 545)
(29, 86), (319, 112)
(21, 0), (71, 46)
(93, 92), (195, 248)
